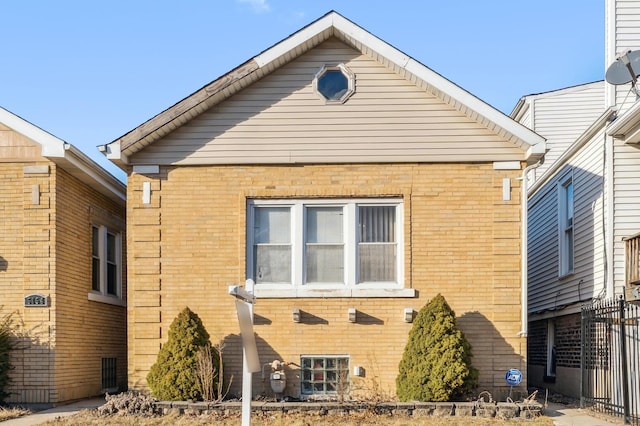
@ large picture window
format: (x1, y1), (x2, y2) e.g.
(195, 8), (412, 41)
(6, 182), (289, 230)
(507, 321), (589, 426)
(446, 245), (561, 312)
(247, 199), (403, 295)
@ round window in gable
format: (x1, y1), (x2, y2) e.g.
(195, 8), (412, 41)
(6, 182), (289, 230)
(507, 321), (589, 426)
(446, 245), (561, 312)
(313, 64), (355, 103)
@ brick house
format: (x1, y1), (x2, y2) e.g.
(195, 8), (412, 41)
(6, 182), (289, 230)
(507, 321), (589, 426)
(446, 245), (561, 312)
(0, 107), (127, 406)
(103, 11), (544, 399)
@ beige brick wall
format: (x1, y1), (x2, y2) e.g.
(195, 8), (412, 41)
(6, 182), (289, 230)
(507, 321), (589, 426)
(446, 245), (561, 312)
(1, 161), (56, 404)
(127, 162), (527, 399)
(0, 155), (126, 405)
(53, 167), (127, 403)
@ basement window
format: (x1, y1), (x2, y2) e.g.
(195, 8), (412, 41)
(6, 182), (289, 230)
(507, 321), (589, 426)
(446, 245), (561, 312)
(301, 355), (349, 396)
(313, 64), (355, 103)
(101, 357), (118, 392)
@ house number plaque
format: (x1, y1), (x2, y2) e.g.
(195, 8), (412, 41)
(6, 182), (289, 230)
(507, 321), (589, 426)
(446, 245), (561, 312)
(24, 294), (49, 307)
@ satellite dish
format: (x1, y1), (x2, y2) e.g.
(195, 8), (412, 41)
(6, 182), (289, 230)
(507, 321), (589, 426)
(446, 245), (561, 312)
(605, 50), (640, 85)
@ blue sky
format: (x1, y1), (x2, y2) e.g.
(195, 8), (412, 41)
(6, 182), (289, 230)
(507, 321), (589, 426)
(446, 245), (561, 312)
(1, 1), (604, 181)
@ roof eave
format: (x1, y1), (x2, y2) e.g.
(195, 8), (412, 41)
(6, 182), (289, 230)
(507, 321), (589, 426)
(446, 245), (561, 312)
(105, 10), (543, 162)
(0, 107), (126, 204)
(607, 100), (640, 143)
(529, 107), (617, 196)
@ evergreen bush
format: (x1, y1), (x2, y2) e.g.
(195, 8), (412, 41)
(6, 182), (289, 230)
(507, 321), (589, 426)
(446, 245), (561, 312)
(146, 307), (219, 401)
(0, 309), (14, 405)
(396, 293), (478, 402)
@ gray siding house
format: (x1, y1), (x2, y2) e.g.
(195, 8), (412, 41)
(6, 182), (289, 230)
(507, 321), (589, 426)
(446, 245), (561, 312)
(516, 0), (640, 412)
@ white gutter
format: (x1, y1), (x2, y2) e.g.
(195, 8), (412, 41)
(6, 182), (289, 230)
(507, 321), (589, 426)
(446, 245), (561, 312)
(518, 160), (542, 337)
(64, 144), (126, 202)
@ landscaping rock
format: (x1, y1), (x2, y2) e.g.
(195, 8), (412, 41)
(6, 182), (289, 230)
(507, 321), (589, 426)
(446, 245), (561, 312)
(496, 403), (519, 419)
(455, 402), (475, 416)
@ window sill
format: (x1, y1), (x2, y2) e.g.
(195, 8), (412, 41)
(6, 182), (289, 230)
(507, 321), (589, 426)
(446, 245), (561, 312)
(558, 271), (574, 281)
(254, 287), (416, 299)
(88, 292), (126, 307)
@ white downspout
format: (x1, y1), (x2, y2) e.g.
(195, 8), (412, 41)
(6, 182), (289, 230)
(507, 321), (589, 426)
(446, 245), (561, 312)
(518, 160), (543, 337)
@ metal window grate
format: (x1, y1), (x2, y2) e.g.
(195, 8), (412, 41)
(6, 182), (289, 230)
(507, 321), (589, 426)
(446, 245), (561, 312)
(101, 357), (117, 391)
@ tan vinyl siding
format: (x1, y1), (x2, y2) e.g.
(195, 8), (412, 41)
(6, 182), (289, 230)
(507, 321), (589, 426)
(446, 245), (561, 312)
(132, 38), (524, 166)
(0, 123), (41, 161)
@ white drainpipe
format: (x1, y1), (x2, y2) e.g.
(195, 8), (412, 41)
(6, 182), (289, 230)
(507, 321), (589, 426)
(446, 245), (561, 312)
(518, 160), (543, 337)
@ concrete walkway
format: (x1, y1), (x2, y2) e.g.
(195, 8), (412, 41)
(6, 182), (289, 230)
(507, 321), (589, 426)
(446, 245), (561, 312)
(0, 397), (104, 426)
(545, 402), (624, 426)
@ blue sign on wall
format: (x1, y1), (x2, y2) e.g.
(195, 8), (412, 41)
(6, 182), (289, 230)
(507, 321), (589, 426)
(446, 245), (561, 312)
(505, 368), (523, 386)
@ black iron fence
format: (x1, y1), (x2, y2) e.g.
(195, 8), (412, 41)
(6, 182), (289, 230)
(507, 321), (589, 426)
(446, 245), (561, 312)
(582, 297), (640, 425)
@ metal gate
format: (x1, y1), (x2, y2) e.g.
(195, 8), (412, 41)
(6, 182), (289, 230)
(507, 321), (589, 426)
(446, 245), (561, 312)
(581, 297), (640, 425)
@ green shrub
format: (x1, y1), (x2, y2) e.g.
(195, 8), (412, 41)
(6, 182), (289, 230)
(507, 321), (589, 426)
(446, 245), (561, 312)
(0, 310), (15, 404)
(396, 294), (478, 402)
(146, 307), (219, 401)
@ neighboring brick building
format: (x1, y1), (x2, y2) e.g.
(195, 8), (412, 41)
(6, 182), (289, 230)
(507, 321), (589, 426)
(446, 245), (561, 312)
(103, 12), (545, 399)
(0, 107), (127, 406)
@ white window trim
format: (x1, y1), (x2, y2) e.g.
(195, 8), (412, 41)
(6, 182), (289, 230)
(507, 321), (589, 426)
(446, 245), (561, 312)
(247, 198), (414, 298)
(558, 172), (574, 277)
(313, 63), (355, 104)
(88, 224), (125, 306)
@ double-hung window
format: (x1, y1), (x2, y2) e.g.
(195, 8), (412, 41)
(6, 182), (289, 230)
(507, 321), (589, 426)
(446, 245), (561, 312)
(247, 198), (405, 297)
(559, 174), (574, 276)
(90, 224), (124, 305)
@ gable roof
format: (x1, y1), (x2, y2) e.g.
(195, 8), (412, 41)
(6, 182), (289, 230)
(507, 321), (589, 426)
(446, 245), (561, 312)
(101, 11), (545, 169)
(0, 106), (126, 204)
(510, 81), (604, 122)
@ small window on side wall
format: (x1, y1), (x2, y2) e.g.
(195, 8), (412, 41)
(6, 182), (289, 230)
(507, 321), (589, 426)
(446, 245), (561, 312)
(558, 173), (574, 277)
(313, 64), (355, 103)
(90, 224), (124, 306)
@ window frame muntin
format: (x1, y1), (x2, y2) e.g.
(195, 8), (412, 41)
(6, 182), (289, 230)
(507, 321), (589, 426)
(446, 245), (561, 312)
(246, 198), (404, 292)
(313, 63), (355, 104)
(89, 223), (124, 305)
(300, 354), (350, 397)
